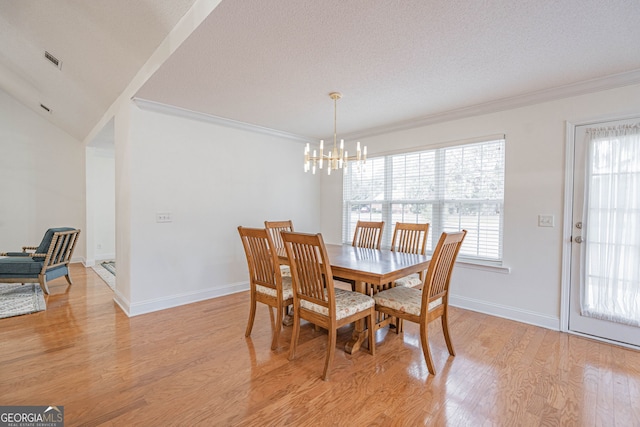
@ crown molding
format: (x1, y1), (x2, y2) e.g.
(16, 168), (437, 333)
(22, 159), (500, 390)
(134, 69), (640, 144)
(132, 98), (316, 143)
(344, 69), (640, 141)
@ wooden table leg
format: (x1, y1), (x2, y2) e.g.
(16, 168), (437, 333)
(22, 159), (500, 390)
(345, 280), (369, 354)
(282, 305), (293, 326)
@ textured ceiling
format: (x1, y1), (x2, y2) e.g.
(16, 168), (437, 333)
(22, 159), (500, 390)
(1, 0), (640, 143)
(136, 0), (640, 140)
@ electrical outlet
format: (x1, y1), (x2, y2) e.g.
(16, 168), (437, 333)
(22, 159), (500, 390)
(538, 214), (554, 227)
(156, 212), (172, 223)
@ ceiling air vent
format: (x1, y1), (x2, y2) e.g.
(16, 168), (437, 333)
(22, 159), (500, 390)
(44, 51), (62, 69)
(40, 104), (51, 113)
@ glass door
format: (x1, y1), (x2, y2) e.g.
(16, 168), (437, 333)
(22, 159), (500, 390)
(569, 118), (640, 347)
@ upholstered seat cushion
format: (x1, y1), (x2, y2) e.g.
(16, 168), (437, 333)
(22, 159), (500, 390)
(300, 288), (374, 320)
(394, 273), (423, 288)
(256, 276), (293, 300)
(373, 286), (442, 316)
(0, 257), (44, 276)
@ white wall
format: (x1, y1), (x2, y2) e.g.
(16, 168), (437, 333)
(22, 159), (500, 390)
(321, 83), (640, 329)
(0, 89), (85, 258)
(85, 147), (116, 265)
(115, 102), (320, 315)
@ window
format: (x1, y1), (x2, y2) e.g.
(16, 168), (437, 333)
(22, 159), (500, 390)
(343, 136), (505, 263)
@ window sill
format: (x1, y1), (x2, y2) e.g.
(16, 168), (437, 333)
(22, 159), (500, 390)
(456, 260), (511, 274)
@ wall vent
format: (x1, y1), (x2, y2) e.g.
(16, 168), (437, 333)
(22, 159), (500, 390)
(40, 103), (51, 113)
(44, 51), (62, 69)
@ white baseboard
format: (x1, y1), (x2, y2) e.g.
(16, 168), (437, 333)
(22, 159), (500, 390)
(110, 281), (560, 329)
(449, 294), (560, 331)
(113, 289), (131, 316)
(82, 255), (115, 268)
(115, 281), (250, 317)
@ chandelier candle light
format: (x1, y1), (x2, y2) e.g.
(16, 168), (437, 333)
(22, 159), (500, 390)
(304, 92), (366, 175)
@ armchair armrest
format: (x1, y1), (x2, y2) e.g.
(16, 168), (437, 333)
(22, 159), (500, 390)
(11, 246), (45, 257)
(0, 245), (43, 257)
(19, 246), (47, 258)
(1, 251), (32, 257)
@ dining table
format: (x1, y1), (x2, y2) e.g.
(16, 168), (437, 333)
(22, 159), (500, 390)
(279, 243), (431, 354)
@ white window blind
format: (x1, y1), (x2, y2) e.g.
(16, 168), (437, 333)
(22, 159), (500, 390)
(343, 137), (505, 262)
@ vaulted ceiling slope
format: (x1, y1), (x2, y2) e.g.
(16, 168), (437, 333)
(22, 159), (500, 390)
(2, 0), (640, 143)
(0, 0), (196, 141)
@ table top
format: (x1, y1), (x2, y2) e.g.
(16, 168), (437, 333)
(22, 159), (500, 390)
(280, 244), (430, 286)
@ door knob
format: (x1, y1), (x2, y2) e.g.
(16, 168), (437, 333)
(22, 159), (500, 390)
(574, 236), (583, 243)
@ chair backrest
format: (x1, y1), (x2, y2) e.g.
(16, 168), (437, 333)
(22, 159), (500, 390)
(422, 230), (467, 310)
(238, 226), (283, 294)
(391, 222), (430, 255)
(40, 229), (81, 269)
(352, 220), (384, 249)
(281, 231), (336, 318)
(264, 220), (294, 251)
(36, 227), (77, 255)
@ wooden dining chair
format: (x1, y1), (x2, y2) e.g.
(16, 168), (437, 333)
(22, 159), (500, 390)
(238, 226), (294, 350)
(374, 230), (466, 375)
(352, 220), (384, 249)
(350, 220), (385, 292)
(366, 222), (430, 329)
(264, 220), (294, 278)
(391, 222), (430, 288)
(281, 231), (376, 381)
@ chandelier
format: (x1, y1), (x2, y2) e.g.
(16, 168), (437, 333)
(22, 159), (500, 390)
(304, 92), (367, 175)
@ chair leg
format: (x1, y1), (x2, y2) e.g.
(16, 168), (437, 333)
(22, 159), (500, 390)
(271, 304), (284, 350)
(441, 310), (456, 356)
(267, 306), (276, 339)
(38, 275), (50, 295)
(419, 322), (436, 375)
(395, 318), (404, 334)
(368, 309), (376, 356)
(282, 305), (293, 326)
(288, 309), (301, 361)
(322, 329), (337, 381)
(245, 295), (257, 337)
(64, 274), (74, 286)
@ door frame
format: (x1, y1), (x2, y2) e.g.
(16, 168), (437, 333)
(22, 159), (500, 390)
(561, 114), (640, 349)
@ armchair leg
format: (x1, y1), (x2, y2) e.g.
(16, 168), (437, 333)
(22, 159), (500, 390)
(64, 274), (74, 286)
(38, 275), (50, 295)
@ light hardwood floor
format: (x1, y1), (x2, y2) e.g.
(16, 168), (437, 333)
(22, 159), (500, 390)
(1, 264), (639, 426)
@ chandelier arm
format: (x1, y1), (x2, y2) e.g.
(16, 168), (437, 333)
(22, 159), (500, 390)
(303, 91), (367, 174)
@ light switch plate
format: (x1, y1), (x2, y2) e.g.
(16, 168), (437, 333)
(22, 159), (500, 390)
(538, 214), (554, 227)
